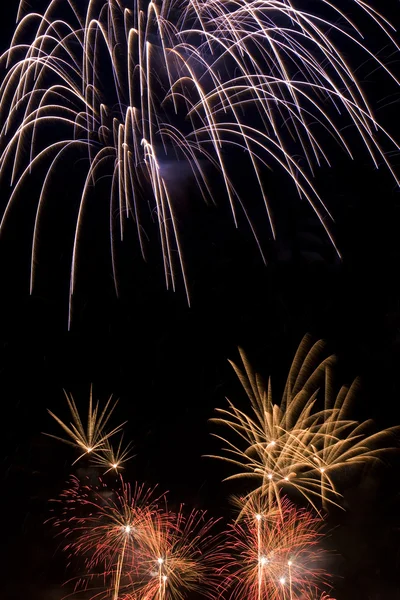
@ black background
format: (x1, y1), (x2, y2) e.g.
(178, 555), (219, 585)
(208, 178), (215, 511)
(1, 1), (400, 599)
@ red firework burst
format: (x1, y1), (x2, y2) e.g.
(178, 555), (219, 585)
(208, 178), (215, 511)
(51, 475), (225, 600)
(220, 495), (334, 600)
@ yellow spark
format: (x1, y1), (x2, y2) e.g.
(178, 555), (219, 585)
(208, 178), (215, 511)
(44, 386), (126, 464)
(92, 436), (135, 474)
(210, 335), (399, 512)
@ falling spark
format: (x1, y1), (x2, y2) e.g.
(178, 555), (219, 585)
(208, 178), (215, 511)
(1, 1), (399, 321)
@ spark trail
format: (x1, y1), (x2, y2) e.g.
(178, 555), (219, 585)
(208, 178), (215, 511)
(1, 1), (399, 320)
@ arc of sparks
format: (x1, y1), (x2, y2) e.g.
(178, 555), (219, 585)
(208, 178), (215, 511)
(1, 1), (399, 320)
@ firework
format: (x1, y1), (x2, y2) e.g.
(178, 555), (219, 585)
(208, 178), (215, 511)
(92, 436), (135, 474)
(52, 475), (166, 599)
(136, 506), (224, 600)
(52, 475), (223, 600)
(221, 494), (332, 600)
(1, 1), (399, 320)
(210, 336), (399, 512)
(45, 386), (126, 463)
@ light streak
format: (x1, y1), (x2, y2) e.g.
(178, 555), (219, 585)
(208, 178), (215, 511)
(221, 494), (333, 600)
(210, 335), (399, 512)
(51, 475), (224, 600)
(91, 436), (135, 473)
(51, 475), (165, 600)
(44, 386), (126, 463)
(1, 1), (399, 321)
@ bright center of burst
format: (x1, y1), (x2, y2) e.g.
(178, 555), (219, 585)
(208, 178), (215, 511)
(279, 577), (286, 585)
(288, 560), (292, 567)
(267, 473), (273, 480)
(320, 467), (325, 473)
(86, 447), (93, 453)
(162, 575), (168, 583)
(255, 513), (262, 521)
(157, 558), (164, 565)
(113, 463), (119, 469)
(260, 556), (269, 566)
(124, 525), (131, 534)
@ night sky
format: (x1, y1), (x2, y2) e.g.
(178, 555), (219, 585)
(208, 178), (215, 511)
(1, 2), (400, 599)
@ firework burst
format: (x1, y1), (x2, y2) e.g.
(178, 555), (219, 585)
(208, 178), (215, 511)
(210, 336), (399, 512)
(52, 475), (224, 600)
(1, 1), (399, 320)
(92, 436), (135, 474)
(45, 386), (126, 464)
(221, 494), (332, 600)
(135, 506), (224, 600)
(52, 475), (166, 599)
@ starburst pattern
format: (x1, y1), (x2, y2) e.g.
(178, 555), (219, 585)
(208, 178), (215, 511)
(135, 506), (224, 600)
(51, 475), (224, 600)
(92, 435), (135, 474)
(45, 387), (126, 463)
(210, 336), (399, 511)
(52, 475), (164, 599)
(221, 494), (332, 600)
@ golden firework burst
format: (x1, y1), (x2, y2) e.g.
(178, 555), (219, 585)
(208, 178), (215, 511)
(210, 336), (399, 512)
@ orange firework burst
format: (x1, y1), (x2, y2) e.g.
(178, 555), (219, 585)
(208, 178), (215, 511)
(135, 506), (225, 600)
(52, 475), (164, 599)
(52, 475), (224, 600)
(210, 336), (399, 512)
(221, 494), (333, 600)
